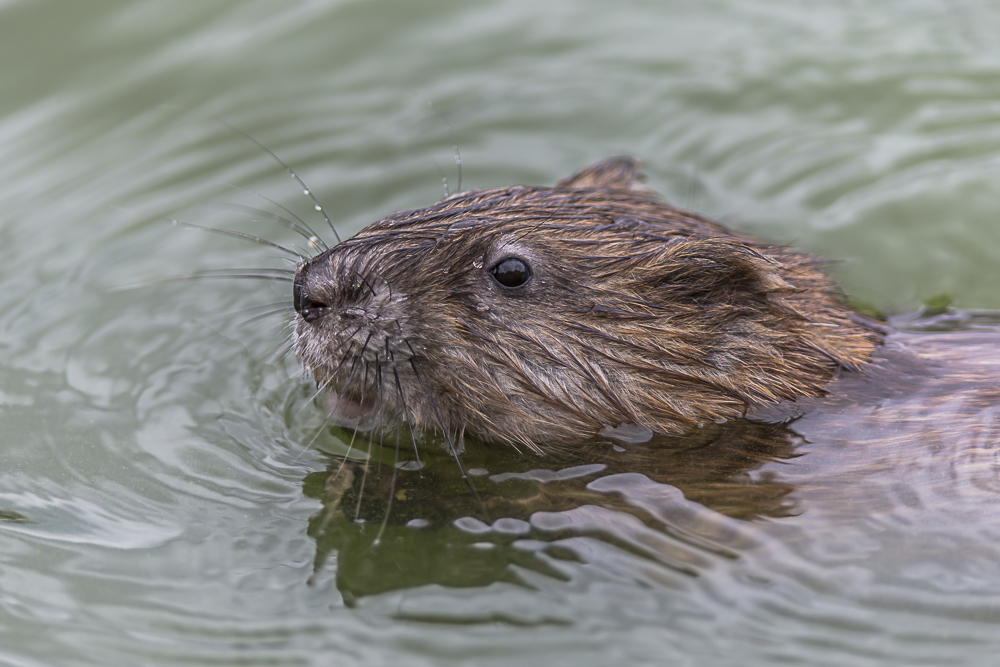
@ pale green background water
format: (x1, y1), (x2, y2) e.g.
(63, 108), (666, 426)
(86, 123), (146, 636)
(2, 1), (1000, 665)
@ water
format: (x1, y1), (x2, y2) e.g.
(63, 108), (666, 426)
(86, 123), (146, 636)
(2, 1), (1000, 665)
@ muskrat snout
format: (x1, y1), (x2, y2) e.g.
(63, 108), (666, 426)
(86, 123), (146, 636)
(292, 271), (331, 324)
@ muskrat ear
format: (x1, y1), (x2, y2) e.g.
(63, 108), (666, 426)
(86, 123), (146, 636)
(555, 157), (647, 191)
(651, 239), (798, 303)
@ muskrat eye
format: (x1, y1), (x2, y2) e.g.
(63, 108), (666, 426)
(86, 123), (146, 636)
(490, 257), (531, 288)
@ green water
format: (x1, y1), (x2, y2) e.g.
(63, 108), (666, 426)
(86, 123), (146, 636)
(3, 1), (1000, 665)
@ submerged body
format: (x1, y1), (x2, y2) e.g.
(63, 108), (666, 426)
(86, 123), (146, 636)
(293, 158), (922, 452)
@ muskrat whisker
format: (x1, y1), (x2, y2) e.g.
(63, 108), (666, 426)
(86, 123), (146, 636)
(354, 432), (375, 524)
(171, 218), (310, 261)
(504, 213), (560, 248)
(236, 300), (293, 313)
(331, 433), (357, 480)
(345, 268), (377, 299)
(407, 352), (488, 519)
(268, 339), (297, 367)
(288, 382), (338, 464)
(109, 272), (293, 292)
(386, 341), (422, 470)
(328, 323), (374, 375)
(311, 330), (375, 438)
(186, 272), (292, 282)
(417, 97), (463, 195)
(263, 324), (298, 366)
(355, 355), (389, 523)
(194, 267), (296, 276)
(350, 360), (375, 523)
(429, 157), (452, 200)
(452, 138), (462, 195)
(291, 376), (333, 425)
(218, 120), (341, 244)
(371, 423), (400, 548)
(373, 356), (387, 476)
(298, 322), (367, 396)
(292, 422), (330, 463)
(213, 189), (329, 253)
(237, 306), (294, 327)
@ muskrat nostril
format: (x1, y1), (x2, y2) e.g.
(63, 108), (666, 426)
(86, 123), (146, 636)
(300, 300), (330, 323)
(293, 284), (330, 323)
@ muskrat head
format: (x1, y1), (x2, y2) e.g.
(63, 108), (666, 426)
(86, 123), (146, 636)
(293, 157), (881, 452)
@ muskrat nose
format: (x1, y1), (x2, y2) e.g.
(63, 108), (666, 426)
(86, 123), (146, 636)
(293, 276), (330, 323)
(298, 298), (331, 324)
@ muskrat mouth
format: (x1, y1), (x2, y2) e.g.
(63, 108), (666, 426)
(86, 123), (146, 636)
(325, 391), (380, 431)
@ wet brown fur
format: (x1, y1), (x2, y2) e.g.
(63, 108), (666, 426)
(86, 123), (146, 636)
(293, 158), (883, 452)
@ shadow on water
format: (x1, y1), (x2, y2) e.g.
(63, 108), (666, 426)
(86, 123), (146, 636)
(297, 313), (1000, 603)
(303, 420), (798, 601)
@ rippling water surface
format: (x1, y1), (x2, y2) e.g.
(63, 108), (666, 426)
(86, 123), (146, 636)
(3, 1), (1000, 665)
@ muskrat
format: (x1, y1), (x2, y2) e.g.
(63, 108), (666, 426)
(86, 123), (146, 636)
(292, 157), (886, 453)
